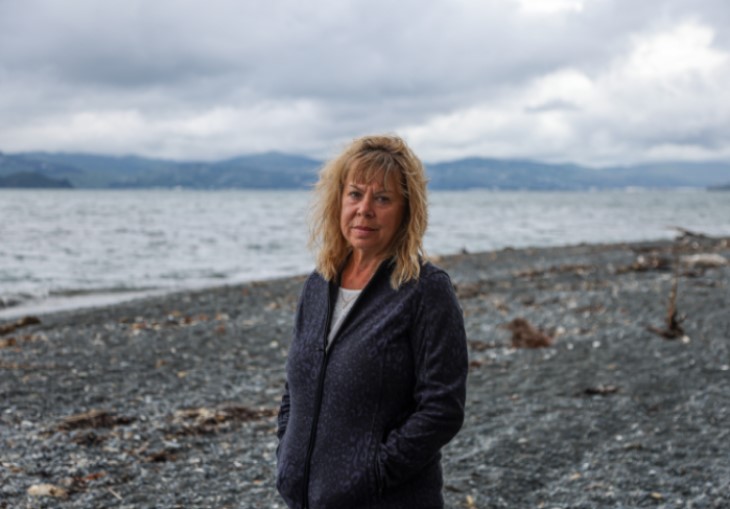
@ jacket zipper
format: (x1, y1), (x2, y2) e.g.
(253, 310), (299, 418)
(300, 280), (336, 509)
(299, 261), (388, 508)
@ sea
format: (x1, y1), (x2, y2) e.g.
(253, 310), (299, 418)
(1, 188), (728, 319)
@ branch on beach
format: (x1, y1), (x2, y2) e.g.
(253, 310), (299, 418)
(670, 226), (712, 240)
(648, 243), (687, 341)
(502, 317), (553, 348)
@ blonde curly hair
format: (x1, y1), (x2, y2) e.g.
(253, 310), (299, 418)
(309, 134), (429, 289)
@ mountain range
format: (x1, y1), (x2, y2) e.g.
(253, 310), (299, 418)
(1, 150), (729, 190)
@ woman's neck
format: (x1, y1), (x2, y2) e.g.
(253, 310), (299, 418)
(340, 251), (384, 289)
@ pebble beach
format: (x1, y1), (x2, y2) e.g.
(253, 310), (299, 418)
(1, 235), (729, 508)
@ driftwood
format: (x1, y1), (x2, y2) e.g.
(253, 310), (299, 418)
(670, 226), (711, 239)
(648, 243), (686, 340)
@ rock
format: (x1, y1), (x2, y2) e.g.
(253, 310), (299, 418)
(27, 484), (68, 499)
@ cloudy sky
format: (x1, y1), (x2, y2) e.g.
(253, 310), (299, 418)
(1, 0), (728, 166)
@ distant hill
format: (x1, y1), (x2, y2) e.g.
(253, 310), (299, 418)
(2, 150), (730, 190)
(0, 171), (73, 188)
(0, 151), (82, 180)
(3, 151), (322, 189)
(427, 158), (589, 190)
(426, 158), (730, 190)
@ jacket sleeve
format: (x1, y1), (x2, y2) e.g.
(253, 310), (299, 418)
(377, 270), (468, 488)
(276, 276), (309, 442)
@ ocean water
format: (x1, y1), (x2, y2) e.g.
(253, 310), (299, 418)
(1, 188), (728, 318)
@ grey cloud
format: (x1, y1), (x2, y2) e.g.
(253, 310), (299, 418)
(1, 0), (729, 163)
(525, 100), (581, 114)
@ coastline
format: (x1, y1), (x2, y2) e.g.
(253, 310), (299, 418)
(1, 237), (729, 508)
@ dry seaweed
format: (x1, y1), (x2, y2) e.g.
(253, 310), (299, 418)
(502, 317), (553, 348)
(57, 409), (136, 431)
(0, 315), (40, 335)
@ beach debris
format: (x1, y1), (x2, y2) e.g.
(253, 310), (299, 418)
(71, 430), (108, 447)
(0, 336), (17, 348)
(583, 385), (620, 397)
(468, 359), (487, 369)
(0, 334), (48, 349)
(108, 488), (123, 501)
(468, 339), (498, 351)
(0, 360), (60, 371)
(492, 298), (510, 314)
(0, 315), (40, 335)
(521, 295), (536, 306)
(514, 263), (595, 278)
(671, 226), (710, 239)
(454, 282), (483, 300)
(618, 253), (672, 273)
(648, 314), (685, 340)
(503, 318), (553, 348)
(144, 449), (178, 463)
(60, 471), (108, 494)
(648, 244), (686, 340)
(27, 484), (69, 499)
(681, 253), (728, 269)
(171, 404), (277, 435)
(57, 409), (135, 431)
(571, 303), (605, 315)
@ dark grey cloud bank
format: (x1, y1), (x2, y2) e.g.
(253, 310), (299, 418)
(1, 0), (728, 165)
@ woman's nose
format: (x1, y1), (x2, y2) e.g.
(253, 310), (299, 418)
(357, 195), (375, 216)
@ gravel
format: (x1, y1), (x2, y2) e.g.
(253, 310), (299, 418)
(1, 236), (729, 508)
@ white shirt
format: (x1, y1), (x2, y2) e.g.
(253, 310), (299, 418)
(326, 287), (362, 350)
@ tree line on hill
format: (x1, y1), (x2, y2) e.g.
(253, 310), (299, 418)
(1, 150), (729, 190)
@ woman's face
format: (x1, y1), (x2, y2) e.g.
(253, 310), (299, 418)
(340, 169), (405, 261)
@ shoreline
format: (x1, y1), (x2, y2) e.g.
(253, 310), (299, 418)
(0, 236), (707, 321)
(2, 236), (729, 508)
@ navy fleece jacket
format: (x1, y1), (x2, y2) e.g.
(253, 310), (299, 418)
(276, 261), (468, 509)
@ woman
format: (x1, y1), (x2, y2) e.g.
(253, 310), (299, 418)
(276, 134), (468, 509)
